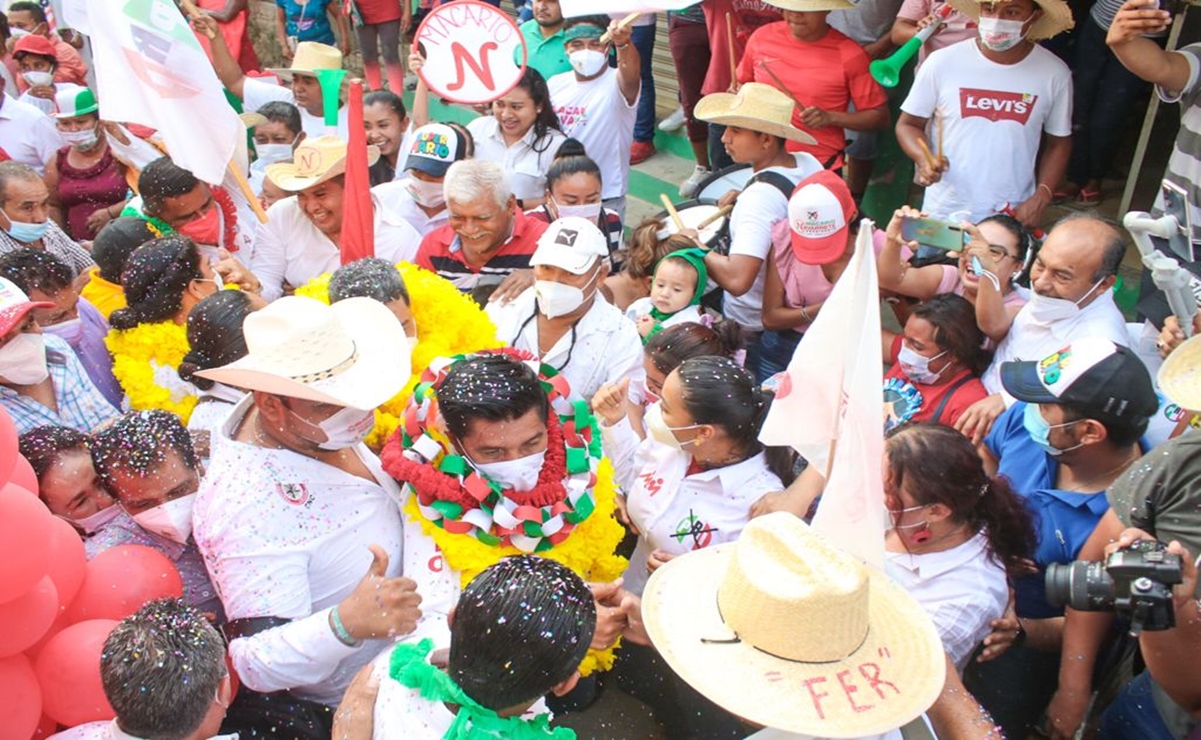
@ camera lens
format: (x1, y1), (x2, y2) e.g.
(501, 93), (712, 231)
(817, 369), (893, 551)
(1046, 561), (1115, 611)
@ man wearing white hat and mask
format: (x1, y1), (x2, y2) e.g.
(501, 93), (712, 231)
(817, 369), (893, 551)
(896, 0), (1074, 229)
(192, 295), (456, 739)
(251, 135), (422, 301)
(487, 216), (644, 403)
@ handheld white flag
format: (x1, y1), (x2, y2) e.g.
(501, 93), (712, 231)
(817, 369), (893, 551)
(758, 220), (885, 569)
(61, 0), (243, 185)
(560, 0), (701, 18)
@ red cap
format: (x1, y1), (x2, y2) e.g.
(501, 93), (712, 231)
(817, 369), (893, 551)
(12, 34), (56, 60)
(0, 278), (51, 336)
(787, 170), (858, 265)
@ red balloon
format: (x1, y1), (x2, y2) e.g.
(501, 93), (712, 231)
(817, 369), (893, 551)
(24, 611), (69, 664)
(31, 713), (58, 739)
(35, 620), (117, 727)
(0, 406), (17, 485)
(67, 545), (183, 623)
(0, 483), (53, 603)
(44, 516), (86, 613)
(0, 576), (58, 657)
(0, 653), (42, 740)
(9, 454), (37, 494)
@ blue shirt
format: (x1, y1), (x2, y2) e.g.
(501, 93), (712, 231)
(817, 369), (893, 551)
(985, 402), (1114, 619)
(276, 0), (336, 44)
(0, 334), (121, 435)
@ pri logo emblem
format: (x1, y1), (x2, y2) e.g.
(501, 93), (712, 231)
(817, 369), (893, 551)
(276, 482), (311, 507)
(959, 88), (1038, 125)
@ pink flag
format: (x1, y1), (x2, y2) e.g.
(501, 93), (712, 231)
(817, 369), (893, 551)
(758, 221), (885, 569)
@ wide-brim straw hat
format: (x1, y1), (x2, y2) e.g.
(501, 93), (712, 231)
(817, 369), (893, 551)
(266, 41), (344, 80)
(1158, 334), (1201, 412)
(642, 513), (945, 738)
(765, 0), (856, 11)
(196, 296), (409, 411)
(948, 0), (1073, 40)
(266, 135), (380, 192)
(694, 83), (817, 145)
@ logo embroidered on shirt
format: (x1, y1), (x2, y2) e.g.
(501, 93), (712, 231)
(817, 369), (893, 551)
(959, 89), (1038, 124)
(276, 482), (311, 506)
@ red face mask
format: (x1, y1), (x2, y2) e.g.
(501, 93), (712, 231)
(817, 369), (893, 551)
(177, 206), (220, 246)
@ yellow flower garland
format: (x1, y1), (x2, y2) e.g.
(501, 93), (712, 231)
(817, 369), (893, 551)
(296, 263), (503, 449)
(402, 458), (628, 675)
(105, 320), (197, 424)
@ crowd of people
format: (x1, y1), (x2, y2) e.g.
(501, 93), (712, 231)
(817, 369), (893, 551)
(1, 0), (1201, 738)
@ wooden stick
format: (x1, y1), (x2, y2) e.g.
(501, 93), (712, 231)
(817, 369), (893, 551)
(916, 138), (940, 171)
(725, 13), (738, 91)
(758, 60), (804, 109)
(696, 204), (734, 230)
(660, 194), (686, 232)
(179, 0), (216, 38)
(599, 12), (641, 45)
(228, 162), (268, 224)
(936, 108), (945, 162)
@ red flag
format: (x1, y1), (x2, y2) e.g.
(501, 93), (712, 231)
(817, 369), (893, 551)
(339, 81), (374, 264)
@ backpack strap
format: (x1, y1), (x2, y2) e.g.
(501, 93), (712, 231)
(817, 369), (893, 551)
(745, 170), (797, 200)
(931, 373), (975, 425)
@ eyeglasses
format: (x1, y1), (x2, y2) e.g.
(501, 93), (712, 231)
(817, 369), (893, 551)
(984, 244), (1018, 262)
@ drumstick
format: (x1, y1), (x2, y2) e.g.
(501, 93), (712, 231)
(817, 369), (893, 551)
(600, 12), (641, 45)
(696, 204), (734, 230)
(725, 13), (738, 91)
(936, 108), (945, 162)
(660, 194), (686, 232)
(179, 0), (216, 38)
(758, 60), (804, 109)
(916, 138), (940, 171)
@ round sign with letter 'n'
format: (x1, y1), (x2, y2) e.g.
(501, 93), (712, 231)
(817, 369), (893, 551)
(413, 0), (528, 106)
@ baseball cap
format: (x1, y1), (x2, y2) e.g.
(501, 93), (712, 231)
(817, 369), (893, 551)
(53, 86), (97, 119)
(0, 278), (52, 336)
(1000, 337), (1158, 419)
(787, 170), (857, 265)
(530, 217), (609, 275)
(12, 34), (56, 60)
(404, 124), (467, 178)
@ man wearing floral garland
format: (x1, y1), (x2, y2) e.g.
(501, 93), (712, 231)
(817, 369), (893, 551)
(379, 350), (629, 679)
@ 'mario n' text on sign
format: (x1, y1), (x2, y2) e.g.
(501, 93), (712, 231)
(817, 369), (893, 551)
(413, 0), (527, 105)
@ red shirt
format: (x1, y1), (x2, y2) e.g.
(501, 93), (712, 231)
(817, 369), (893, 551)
(701, 0), (782, 96)
(883, 335), (987, 430)
(737, 22), (887, 167)
(416, 208), (547, 291)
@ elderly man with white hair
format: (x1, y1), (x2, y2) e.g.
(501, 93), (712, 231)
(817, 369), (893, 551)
(414, 159), (549, 302)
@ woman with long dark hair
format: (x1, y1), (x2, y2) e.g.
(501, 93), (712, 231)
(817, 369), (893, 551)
(884, 422), (1036, 670)
(466, 67), (566, 208)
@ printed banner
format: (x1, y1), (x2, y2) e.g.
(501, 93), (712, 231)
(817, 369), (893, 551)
(412, 1), (526, 105)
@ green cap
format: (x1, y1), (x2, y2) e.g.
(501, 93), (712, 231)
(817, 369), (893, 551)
(53, 86), (98, 119)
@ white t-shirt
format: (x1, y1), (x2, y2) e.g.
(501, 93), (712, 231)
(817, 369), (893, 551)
(885, 533), (1008, 671)
(724, 154), (823, 331)
(902, 41), (1072, 223)
(250, 192), (423, 301)
(243, 76), (350, 140)
(372, 179), (450, 237)
(547, 67), (639, 200)
(0, 94), (61, 174)
(49, 720), (237, 740)
(467, 115), (568, 203)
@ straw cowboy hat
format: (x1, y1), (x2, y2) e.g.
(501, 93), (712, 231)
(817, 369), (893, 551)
(1158, 334), (1201, 412)
(196, 295), (409, 411)
(695, 83), (817, 145)
(765, 0), (856, 11)
(265, 135), (379, 192)
(949, 0), (1074, 40)
(642, 513), (945, 738)
(266, 41), (344, 80)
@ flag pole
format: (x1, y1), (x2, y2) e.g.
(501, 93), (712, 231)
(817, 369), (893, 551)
(725, 13), (738, 92)
(178, 0), (215, 38)
(228, 163), (269, 223)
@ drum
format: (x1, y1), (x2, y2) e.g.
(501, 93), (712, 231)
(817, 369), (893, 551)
(695, 163), (752, 202)
(653, 198), (728, 251)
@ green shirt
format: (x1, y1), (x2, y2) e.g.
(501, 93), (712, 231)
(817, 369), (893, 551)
(518, 19), (571, 81)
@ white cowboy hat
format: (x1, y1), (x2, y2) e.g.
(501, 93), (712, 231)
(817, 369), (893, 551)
(265, 135), (380, 192)
(642, 513), (945, 739)
(694, 83), (817, 145)
(948, 0), (1073, 40)
(1158, 334), (1201, 412)
(196, 295), (409, 411)
(765, 0), (856, 10)
(266, 41), (344, 81)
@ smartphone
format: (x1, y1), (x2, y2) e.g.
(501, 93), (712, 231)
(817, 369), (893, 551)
(900, 216), (967, 252)
(1161, 180), (1195, 262)
(1159, 0), (1178, 15)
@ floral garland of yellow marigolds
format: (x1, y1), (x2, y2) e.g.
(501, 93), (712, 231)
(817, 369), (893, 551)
(105, 320), (197, 423)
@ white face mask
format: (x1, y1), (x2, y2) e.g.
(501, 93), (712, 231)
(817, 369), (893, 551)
(255, 143), (294, 166)
(131, 493), (196, 545)
(315, 406), (376, 451)
(471, 449), (547, 491)
(552, 198), (602, 222)
(534, 265), (599, 319)
(21, 70), (54, 88)
(1025, 278), (1104, 325)
(406, 177), (446, 209)
(897, 344), (949, 385)
(643, 402), (700, 451)
(42, 317), (83, 346)
(569, 49), (608, 78)
(0, 333), (48, 385)
(978, 17), (1029, 52)
(61, 127), (100, 151)
(60, 503), (121, 536)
